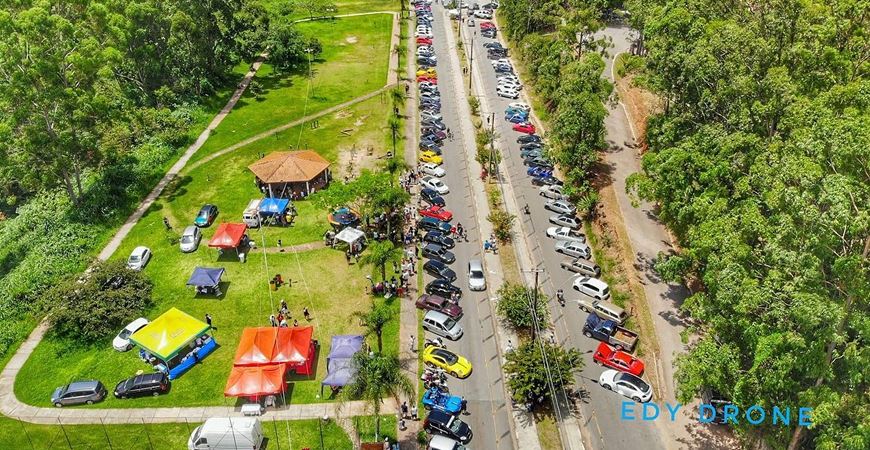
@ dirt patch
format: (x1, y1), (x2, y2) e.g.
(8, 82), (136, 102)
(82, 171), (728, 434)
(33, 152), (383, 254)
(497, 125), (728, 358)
(345, 35), (358, 44)
(616, 74), (663, 151)
(335, 138), (383, 182)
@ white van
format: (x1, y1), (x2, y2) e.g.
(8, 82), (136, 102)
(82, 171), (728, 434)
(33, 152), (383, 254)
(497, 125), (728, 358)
(429, 434), (468, 450)
(423, 310), (463, 340)
(243, 199), (261, 227)
(188, 417), (264, 450)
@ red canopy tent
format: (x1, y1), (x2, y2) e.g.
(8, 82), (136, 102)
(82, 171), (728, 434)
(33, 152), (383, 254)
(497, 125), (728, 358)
(208, 223), (248, 249)
(224, 364), (286, 397)
(233, 327), (316, 375)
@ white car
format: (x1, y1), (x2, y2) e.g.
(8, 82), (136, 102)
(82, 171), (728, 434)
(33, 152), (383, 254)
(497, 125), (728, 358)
(421, 111), (443, 122)
(496, 86), (519, 99)
(555, 240), (591, 259)
(546, 226), (586, 243)
(474, 10), (492, 18)
(421, 162), (446, 177)
(179, 225), (202, 253)
(539, 184), (564, 200)
(599, 370), (653, 402)
(573, 276), (611, 300)
(468, 259), (487, 291)
(544, 199), (576, 215)
(127, 246), (152, 271)
(491, 58), (510, 67)
(498, 80), (522, 90)
(112, 317), (149, 351)
(417, 46), (434, 56)
(419, 81), (438, 90)
(508, 102), (530, 111)
(421, 176), (449, 194)
(497, 75), (521, 84)
(549, 214), (580, 229)
(416, 29), (433, 38)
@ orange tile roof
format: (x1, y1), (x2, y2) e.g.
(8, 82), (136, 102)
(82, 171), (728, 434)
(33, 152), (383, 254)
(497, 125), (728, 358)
(248, 150), (330, 183)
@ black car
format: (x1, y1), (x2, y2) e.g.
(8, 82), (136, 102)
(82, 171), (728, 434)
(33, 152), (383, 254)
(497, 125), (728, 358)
(422, 130), (447, 141)
(114, 373), (170, 399)
(517, 134), (542, 144)
(423, 260), (457, 282)
(418, 216), (452, 233)
(420, 139), (442, 151)
(417, 57), (437, 67)
(421, 131), (445, 143)
(421, 119), (446, 131)
(420, 101), (442, 111)
(531, 176), (564, 186)
(484, 42), (504, 50)
(520, 142), (543, 150)
(423, 230), (455, 249)
(422, 243), (456, 264)
(421, 126), (446, 137)
(524, 156), (554, 168)
(420, 189), (446, 207)
(426, 279), (463, 299)
(424, 410), (473, 443)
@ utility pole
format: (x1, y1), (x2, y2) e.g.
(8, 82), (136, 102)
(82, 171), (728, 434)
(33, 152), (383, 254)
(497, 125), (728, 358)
(488, 112), (496, 177)
(468, 33), (475, 90)
(521, 268), (545, 340)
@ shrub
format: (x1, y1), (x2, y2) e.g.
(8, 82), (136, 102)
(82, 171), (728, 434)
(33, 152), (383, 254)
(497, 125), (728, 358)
(495, 282), (548, 330)
(487, 209), (515, 242)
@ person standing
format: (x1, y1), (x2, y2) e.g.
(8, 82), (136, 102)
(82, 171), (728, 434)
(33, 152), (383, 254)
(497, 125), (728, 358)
(269, 315), (278, 327)
(303, 307), (310, 320)
(205, 314), (215, 330)
(410, 404), (418, 420)
(401, 401), (409, 418)
(460, 396), (468, 415)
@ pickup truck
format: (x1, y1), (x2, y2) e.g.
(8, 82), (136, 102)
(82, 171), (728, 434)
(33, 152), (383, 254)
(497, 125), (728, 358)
(583, 313), (638, 352)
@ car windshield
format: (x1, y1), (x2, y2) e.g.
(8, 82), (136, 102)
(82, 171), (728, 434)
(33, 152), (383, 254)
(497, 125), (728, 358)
(128, 255), (140, 262)
(119, 329), (132, 339)
(443, 318), (457, 330)
(181, 235), (194, 244)
(619, 373), (650, 392)
(450, 420), (463, 432)
(435, 349), (459, 364)
(470, 270), (484, 279)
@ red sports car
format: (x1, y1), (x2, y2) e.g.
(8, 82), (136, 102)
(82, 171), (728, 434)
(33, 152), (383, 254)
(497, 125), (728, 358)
(513, 122), (536, 134)
(415, 294), (463, 319)
(419, 205), (453, 222)
(417, 75), (438, 84)
(480, 21), (495, 29)
(592, 342), (645, 376)
(417, 37), (433, 45)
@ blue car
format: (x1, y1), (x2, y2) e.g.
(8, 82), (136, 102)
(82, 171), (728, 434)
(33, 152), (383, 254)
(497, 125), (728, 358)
(505, 107), (527, 116)
(506, 113), (528, 124)
(422, 387), (462, 414)
(528, 166), (552, 177)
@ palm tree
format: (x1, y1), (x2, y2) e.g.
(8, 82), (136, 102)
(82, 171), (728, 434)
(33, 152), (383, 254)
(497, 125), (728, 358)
(373, 185), (410, 239)
(358, 241), (403, 281)
(390, 86), (406, 108)
(351, 301), (394, 353)
(382, 157), (408, 186)
(387, 113), (402, 156)
(339, 352), (414, 440)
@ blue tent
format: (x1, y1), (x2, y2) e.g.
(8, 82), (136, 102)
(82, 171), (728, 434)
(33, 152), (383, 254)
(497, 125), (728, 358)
(186, 267), (225, 288)
(321, 335), (364, 387)
(259, 198), (290, 216)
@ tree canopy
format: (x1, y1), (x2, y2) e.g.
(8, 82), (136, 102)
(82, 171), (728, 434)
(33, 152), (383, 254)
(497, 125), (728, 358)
(503, 340), (583, 407)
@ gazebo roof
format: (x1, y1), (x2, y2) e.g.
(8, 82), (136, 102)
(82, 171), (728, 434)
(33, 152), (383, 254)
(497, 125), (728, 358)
(130, 308), (210, 361)
(248, 151), (330, 184)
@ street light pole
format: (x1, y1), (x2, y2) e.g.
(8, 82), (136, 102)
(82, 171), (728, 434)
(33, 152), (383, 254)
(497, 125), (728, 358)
(488, 112), (496, 177)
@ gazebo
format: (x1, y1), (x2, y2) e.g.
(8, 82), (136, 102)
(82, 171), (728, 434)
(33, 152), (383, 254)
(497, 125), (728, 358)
(334, 227), (367, 254)
(248, 150), (331, 199)
(208, 223), (249, 258)
(233, 326), (317, 375)
(224, 364), (287, 400)
(129, 308), (217, 380)
(321, 335), (364, 394)
(186, 267), (225, 296)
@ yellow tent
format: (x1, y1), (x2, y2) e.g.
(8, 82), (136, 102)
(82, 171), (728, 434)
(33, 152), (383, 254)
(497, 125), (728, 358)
(130, 307), (210, 361)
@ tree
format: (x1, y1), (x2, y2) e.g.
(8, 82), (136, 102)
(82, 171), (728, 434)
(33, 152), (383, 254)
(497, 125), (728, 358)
(265, 17), (308, 71)
(358, 241), (403, 281)
(487, 210), (516, 243)
(495, 282), (549, 331)
(387, 114), (402, 156)
(504, 340), (583, 407)
(351, 301), (394, 353)
(339, 352), (414, 440)
(294, 0), (337, 21)
(41, 260), (153, 343)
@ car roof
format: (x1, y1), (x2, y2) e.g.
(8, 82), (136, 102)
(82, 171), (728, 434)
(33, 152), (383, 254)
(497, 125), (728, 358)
(67, 380), (101, 391)
(125, 317), (149, 331)
(468, 259), (483, 270)
(427, 408), (452, 423)
(584, 278), (608, 289)
(182, 225), (198, 234)
(132, 246), (149, 253)
(424, 310), (450, 321)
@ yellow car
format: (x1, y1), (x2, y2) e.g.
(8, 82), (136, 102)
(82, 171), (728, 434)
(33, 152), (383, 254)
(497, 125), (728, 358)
(416, 68), (437, 77)
(422, 345), (473, 378)
(419, 151), (443, 165)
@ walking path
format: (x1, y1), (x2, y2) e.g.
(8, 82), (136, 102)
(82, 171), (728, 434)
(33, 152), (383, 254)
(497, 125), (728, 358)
(0, 13), (410, 428)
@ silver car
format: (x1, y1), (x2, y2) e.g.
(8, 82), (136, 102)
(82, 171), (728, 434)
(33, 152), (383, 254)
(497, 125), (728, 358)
(468, 259), (487, 291)
(51, 380), (107, 407)
(179, 225), (202, 253)
(539, 184), (565, 200)
(555, 240), (591, 259)
(127, 246), (152, 271)
(544, 199), (576, 215)
(549, 214), (580, 229)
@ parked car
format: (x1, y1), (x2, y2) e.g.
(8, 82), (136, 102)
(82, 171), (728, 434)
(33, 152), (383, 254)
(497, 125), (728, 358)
(513, 122), (536, 134)
(420, 162), (446, 177)
(497, 86), (519, 99)
(544, 200), (576, 215)
(598, 370), (652, 402)
(561, 257), (602, 278)
(546, 226), (585, 243)
(51, 380), (107, 407)
(593, 342), (645, 376)
(517, 134), (540, 144)
(583, 312), (638, 351)
(112, 317), (149, 351)
(578, 298), (627, 324)
(423, 230), (455, 248)
(524, 156), (553, 169)
(423, 310), (463, 340)
(423, 345), (473, 378)
(127, 246), (152, 271)
(574, 276), (611, 300)
(418, 217), (452, 234)
(506, 113), (528, 124)
(528, 166), (552, 178)
(520, 141), (543, 150)
(474, 10), (492, 18)
(424, 410), (473, 443)
(180, 225), (202, 252)
(520, 148), (542, 159)
(188, 418), (264, 450)
(481, 28), (497, 38)
(429, 435), (468, 450)
(422, 387), (462, 414)
(418, 56), (438, 67)
(421, 188), (446, 207)
(422, 119), (447, 131)
(467, 259), (487, 291)
(421, 176), (449, 194)
(549, 214), (580, 229)
(114, 372), (170, 399)
(555, 239), (591, 259)
(701, 389), (734, 425)
(426, 279), (462, 299)
(421, 111), (443, 122)
(498, 80), (522, 90)
(533, 176), (563, 187)
(416, 37), (433, 45)
(416, 294), (463, 319)
(419, 150), (443, 165)
(484, 42), (505, 50)
(422, 243), (456, 264)
(194, 204), (218, 227)
(424, 259), (457, 282)
(539, 184), (564, 199)
(419, 205), (453, 222)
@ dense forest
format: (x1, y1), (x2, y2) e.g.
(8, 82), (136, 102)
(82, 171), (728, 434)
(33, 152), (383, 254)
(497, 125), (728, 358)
(0, 0), (312, 361)
(623, 1), (869, 449)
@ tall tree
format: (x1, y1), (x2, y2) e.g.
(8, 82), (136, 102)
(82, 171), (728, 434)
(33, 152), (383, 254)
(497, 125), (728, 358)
(339, 352), (414, 439)
(504, 340), (583, 407)
(351, 301), (394, 353)
(358, 240), (403, 281)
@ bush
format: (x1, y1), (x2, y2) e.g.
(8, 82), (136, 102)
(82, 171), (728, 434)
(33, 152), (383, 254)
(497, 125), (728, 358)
(41, 260), (153, 343)
(495, 282), (548, 331)
(504, 340), (583, 406)
(487, 209), (515, 243)
(468, 97), (480, 115)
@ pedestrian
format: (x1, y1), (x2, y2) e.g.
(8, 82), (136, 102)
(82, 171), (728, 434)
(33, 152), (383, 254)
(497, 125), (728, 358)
(280, 318), (288, 327)
(205, 314), (215, 330)
(460, 396), (468, 415)
(269, 314), (277, 327)
(163, 217), (172, 231)
(277, 312), (285, 324)
(410, 335), (417, 353)
(399, 416), (406, 431)
(506, 339), (514, 352)
(411, 404), (418, 420)
(401, 401), (409, 418)
(345, 250), (352, 264)
(277, 239), (283, 251)
(303, 307), (310, 320)
(293, 319), (299, 327)
(281, 300), (288, 312)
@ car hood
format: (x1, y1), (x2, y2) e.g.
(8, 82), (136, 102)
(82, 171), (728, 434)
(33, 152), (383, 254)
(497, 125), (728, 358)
(51, 387), (64, 403)
(442, 303), (463, 318)
(454, 357), (473, 374)
(112, 335), (130, 349)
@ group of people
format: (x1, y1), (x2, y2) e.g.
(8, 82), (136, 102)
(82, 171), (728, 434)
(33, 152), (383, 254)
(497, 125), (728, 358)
(400, 169), (420, 193)
(398, 400), (420, 431)
(268, 300), (311, 328)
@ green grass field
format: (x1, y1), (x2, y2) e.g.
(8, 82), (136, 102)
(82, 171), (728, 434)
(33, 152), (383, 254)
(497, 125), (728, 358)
(263, 0), (400, 19)
(189, 14), (394, 164)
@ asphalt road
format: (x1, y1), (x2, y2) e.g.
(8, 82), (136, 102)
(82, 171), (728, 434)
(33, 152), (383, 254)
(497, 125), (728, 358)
(416, 6), (515, 450)
(459, 13), (670, 450)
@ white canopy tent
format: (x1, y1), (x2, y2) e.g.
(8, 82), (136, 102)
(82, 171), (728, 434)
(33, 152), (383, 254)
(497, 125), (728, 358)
(335, 227), (366, 245)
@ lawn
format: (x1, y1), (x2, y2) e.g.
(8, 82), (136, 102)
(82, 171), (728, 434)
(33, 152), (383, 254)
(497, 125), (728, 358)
(263, 0), (399, 19)
(189, 14), (394, 164)
(0, 415), (396, 449)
